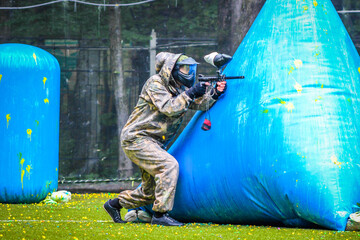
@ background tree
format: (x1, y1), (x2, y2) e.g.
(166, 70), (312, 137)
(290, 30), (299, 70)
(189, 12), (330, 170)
(71, 39), (101, 175)
(218, 0), (266, 55)
(109, 4), (133, 177)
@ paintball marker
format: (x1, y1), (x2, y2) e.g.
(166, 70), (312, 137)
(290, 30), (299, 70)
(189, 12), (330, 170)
(198, 74), (245, 83)
(199, 52), (245, 131)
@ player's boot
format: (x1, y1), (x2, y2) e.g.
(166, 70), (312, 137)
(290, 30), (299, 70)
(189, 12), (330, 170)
(151, 213), (184, 226)
(103, 199), (126, 223)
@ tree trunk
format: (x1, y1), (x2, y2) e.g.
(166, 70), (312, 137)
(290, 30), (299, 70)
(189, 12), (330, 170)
(71, 39), (100, 175)
(109, 5), (133, 178)
(218, 0), (233, 55)
(218, 0), (266, 55)
(331, 0), (343, 10)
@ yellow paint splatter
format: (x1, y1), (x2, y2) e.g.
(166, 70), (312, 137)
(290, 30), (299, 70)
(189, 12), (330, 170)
(27, 129), (32, 141)
(35, 120), (39, 126)
(313, 46), (321, 59)
(277, 98), (286, 104)
(0, 74), (2, 82)
(6, 114), (11, 128)
(294, 59), (303, 69)
(294, 82), (302, 94)
(43, 77), (47, 89)
(33, 53), (37, 65)
(162, 136), (166, 140)
(315, 96), (322, 102)
(21, 170), (25, 190)
(288, 66), (295, 75)
(261, 109), (269, 114)
(303, 5), (309, 12)
(321, 84), (324, 88)
(314, 50), (321, 58)
(331, 155), (343, 168)
(20, 156), (25, 189)
(358, 67), (360, 74)
(26, 165), (32, 180)
(44, 98), (49, 104)
(322, 5), (327, 14)
(313, 0), (318, 7)
(285, 103), (295, 112)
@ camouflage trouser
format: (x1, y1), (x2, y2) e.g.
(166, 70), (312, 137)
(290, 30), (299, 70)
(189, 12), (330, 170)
(118, 137), (179, 213)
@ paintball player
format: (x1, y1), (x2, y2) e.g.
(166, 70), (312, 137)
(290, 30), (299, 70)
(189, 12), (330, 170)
(103, 52), (227, 226)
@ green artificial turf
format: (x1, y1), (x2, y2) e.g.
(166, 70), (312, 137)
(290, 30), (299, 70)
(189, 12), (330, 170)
(0, 193), (359, 240)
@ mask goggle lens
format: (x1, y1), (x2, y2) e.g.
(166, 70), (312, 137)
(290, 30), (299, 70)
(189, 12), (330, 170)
(180, 64), (197, 75)
(188, 64), (197, 76)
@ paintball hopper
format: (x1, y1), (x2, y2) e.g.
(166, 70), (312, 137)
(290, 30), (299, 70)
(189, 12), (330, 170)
(204, 52), (233, 69)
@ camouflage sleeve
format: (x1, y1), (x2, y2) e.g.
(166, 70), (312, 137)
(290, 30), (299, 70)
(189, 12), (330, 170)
(189, 87), (217, 111)
(146, 78), (192, 117)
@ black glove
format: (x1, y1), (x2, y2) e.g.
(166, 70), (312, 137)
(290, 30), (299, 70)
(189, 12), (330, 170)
(211, 81), (227, 100)
(186, 82), (207, 99)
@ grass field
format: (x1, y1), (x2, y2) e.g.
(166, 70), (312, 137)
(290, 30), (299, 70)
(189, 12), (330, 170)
(0, 193), (359, 240)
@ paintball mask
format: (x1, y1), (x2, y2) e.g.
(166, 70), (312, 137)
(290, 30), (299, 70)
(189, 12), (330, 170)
(172, 55), (199, 88)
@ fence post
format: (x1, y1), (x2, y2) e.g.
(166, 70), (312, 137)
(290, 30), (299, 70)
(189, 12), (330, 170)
(149, 29), (156, 77)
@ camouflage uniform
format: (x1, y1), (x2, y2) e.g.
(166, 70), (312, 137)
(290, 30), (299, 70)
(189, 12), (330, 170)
(118, 52), (217, 213)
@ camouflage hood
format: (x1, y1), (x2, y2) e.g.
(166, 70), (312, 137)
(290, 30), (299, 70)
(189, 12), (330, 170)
(155, 52), (183, 93)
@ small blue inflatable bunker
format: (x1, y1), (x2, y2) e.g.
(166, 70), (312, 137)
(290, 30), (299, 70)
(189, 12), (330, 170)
(0, 43), (60, 203)
(168, 0), (360, 231)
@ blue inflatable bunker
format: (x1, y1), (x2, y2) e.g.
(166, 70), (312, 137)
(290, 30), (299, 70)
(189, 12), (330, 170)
(0, 44), (60, 203)
(168, 0), (360, 230)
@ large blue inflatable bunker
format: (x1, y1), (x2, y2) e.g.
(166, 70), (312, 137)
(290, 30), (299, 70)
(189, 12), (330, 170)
(168, 0), (360, 230)
(0, 44), (60, 203)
